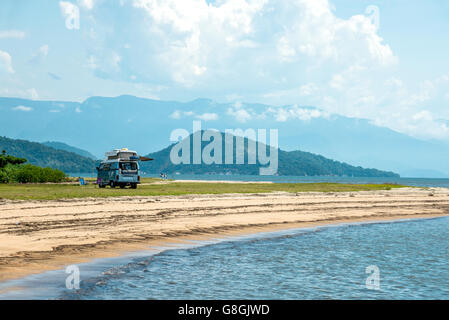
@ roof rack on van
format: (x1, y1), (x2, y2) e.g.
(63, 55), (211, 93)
(105, 148), (138, 161)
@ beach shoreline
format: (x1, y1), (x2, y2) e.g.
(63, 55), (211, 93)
(1, 187), (449, 283)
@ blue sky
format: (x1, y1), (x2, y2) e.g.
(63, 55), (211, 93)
(0, 0), (448, 142)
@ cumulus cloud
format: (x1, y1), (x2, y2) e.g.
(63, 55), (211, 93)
(74, 0), (398, 97)
(276, 1), (395, 66)
(226, 103), (253, 123)
(0, 50), (14, 74)
(169, 110), (218, 121)
(15, 0), (446, 142)
(78, 0), (95, 10)
(366, 73), (449, 141)
(267, 105), (328, 122)
(169, 110), (182, 119)
(299, 83), (318, 96)
(132, 0), (267, 86)
(196, 112), (219, 121)
(12, 105), (33, 112)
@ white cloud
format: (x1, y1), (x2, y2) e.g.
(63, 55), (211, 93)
(170, 110), (182, 119)
(133, 0), (268, 85)
(13, 105), (33, 112)
(73, 0), (399, 105)
(276, 1), (396, 66)
(112, 0), (398, 100)
(299, 83), (318, 96)
(227, 105), (252, 123)
(0, 50), (14, 74)
(14, 0), (448, 143)
(374, 110), (449, 141)
(267, 105), (328, 122)
(170, 110), (218, 121)
(385, 77), (403, 88)
(78, 0), (95, 10)
(0, 30), (25, 39)
(413, 110), (432, 122)
(195, 112), (218, 121)
(332, 72), (449, 141)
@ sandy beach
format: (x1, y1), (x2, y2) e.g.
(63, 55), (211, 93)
(1, 187), (449, 283)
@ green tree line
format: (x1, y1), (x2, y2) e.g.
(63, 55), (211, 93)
(0, 150), (66, 183)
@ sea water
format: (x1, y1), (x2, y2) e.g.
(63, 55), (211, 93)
(1, 217), (448, 300)
(53, 217), (448, 300)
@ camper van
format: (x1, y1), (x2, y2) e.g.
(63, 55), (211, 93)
(96, 148), (141, 189)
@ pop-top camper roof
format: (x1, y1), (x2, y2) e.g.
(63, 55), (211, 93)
(105, 148), (138, 161)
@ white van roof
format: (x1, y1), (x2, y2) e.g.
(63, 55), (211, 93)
(105, 148), (138, 160)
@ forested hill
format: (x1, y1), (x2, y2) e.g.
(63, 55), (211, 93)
(42, 141), (97, 159)
(141, 132), (399, 177)
(0, 136), (96, 173)
(0, 134), (399, 177)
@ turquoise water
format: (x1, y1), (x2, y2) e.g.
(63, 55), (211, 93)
(49, 217), (448, 300)
(70, 173), (449, 188)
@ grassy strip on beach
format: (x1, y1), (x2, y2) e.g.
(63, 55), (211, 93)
(0, 180), (406, 200)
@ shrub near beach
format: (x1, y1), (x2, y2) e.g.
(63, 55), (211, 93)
(0, 150), (66, 183)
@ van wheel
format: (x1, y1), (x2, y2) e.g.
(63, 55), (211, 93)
(131, 183), (137, 189)
(110, 181), (116, 188)
(99, 184), (105, 188)
(120, 184), (125, 189)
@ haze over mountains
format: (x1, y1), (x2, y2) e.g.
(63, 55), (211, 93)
(1, 95), (448, 177)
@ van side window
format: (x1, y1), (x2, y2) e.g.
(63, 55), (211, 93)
(103, 164), (111, 171)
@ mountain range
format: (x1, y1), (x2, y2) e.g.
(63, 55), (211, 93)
(142, 132), (398, 177)
(0, 136), (95, 173)
(1, 95), (448, 177)
(42, 141), (96, 159)
(0, 134), (398, 177)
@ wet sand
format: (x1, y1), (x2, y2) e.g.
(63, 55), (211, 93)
(1, 187), (448, 282)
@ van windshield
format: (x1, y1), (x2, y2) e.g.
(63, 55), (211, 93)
(119, 162), (137, 171)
